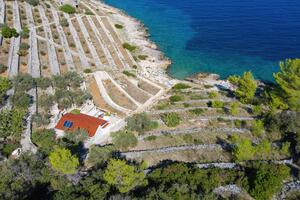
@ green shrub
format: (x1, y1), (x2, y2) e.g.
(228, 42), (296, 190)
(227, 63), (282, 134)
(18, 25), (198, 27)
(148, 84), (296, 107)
(85, 10), (94, 15)
(112, 130), (137, 150)
(189, 108), (204, 115)
(209, 91), (218, 99)
(208, 100), (224, 108)
(230, 102), (239, 116)
(251, 120), (265, 136)
(162, 113), (181, 127)
(115, 24), (124, 29)
(138, 55), (148, 60)
(20, 27), (30, 39)
(59, 4), (76, 14)
(126, 113), (158, 134)
(1, 25), (18, 38)
(144, 135), (157, 141)
(172, 83), (191, 90)
(70, 109), (80, 114)
(252, 105), (262, 115)
(169, 95), (183, 103)
(83, 68), (92, 73)
(26, 0), (39, 6)
(122, 43), (136, 52)
(123, 70), (136, 77)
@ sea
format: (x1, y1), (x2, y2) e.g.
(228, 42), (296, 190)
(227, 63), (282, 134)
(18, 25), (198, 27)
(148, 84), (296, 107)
(104, 0), (300, 82)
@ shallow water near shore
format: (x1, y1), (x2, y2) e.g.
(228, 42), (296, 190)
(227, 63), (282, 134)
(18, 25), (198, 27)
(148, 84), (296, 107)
(104, 0), (300, 82)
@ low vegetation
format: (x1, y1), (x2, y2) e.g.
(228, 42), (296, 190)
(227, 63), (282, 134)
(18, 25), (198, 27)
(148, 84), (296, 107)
(122, 42), (137, 52)
(115, 24), (124, 29)
(59, 4), (76, 14)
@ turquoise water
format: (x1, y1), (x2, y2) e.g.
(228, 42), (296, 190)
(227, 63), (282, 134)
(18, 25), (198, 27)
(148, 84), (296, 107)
(104, 0), (300, 81)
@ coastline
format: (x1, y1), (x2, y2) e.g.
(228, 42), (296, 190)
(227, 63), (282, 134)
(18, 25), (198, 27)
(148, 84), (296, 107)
(94, 0), (223, 87)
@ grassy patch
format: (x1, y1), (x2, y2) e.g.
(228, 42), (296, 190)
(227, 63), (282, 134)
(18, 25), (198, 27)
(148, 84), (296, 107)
(189, 108), (204, 115)
(60, 4), (76, 14)
(169, 95), (184, 103)
(172, 83), (191, 90)
(115, 24), (124, 29)
(122, 43), (136, 52)
(123, 70), (136, 78)
(138, 55), (148, 60)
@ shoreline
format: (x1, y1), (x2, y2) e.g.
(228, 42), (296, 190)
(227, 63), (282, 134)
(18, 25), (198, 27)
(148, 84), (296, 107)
(95, 0), (224, 86)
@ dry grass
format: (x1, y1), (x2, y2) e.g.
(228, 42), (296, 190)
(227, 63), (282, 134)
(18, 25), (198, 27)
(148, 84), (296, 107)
(82, 16), (108, 65)
(138, 79), (160, 95)
(92, 17), (124, 69)
(103, 79), (137, 110)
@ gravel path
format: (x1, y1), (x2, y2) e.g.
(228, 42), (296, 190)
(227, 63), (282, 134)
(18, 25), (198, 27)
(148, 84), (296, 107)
(86, 16), (116, 68)
(38, 6), (60, 75)
(94, 71), (132, 113)
(121, 144), (223, 158)
(76, 15), (103, 69)
(7, 0), (21, 77)
(64, 13), (89, 68)
(20, 88), (38, 153)
(51, 7), (75, 71)
(96, 15), (128, 69)
(25, 3), (40, 78)
(0, 0), (5, 45)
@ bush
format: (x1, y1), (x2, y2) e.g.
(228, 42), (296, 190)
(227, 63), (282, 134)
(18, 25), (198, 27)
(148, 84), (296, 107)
(122, 43), (136, 52)
(189, 108), (204, 115)
(162, 113), (181, 127)
(123, 70), (136, 77)
(112, 131), (137, 150)
(230, 102), (239, 116)
(32, 129), (57, 155)
(0, 64), (7, 73)
(70, 109), (80, 114)
(251, 120), (265, 136)
(83, 68), (92, 73)
(209, 91), (218, 99)
(26, 0), (39, 6)
(59, 4), (76, 14)
(1, 25), (18, 38)
(126, 113), (158, 134)
(87, 145), (115, 167)
(85, 10), (94, 15)
(252, 105), (262, 115)
(115, 24), (124, 29)
(169, 95), (183, 103)
(172, 83), (191, 90)
(208, 100), (224, 108)
(138, 55), (148, 60)
(60, 18), (69, 27)
(144, 135), (157, 141)
(20, 27), (30, 39)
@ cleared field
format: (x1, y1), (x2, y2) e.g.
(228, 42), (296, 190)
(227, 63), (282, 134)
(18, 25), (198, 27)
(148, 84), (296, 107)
(114, 75), (151, 104)
(92, 17), (124, 69)
(82, 16), (108, 65)
(138, 79), (160, 95)
(71, 17), (93, 58)
(86, 76), (124, 116)
(103, 79), (137, 110)
(37, 39), (52, 77)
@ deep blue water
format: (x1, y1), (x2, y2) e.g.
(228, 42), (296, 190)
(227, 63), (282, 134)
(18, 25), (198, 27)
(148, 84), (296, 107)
(104, 0), (300, 81)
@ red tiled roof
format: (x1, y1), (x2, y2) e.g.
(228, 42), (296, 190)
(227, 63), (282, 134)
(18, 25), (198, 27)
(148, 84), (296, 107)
(55, 113), (108, 137)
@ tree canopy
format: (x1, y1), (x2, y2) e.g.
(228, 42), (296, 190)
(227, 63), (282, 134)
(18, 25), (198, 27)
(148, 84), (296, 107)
(126, 113), (158, 134)
(49, 148), (79, 174)
(111, 130), (137, 150)
(103, 159), (147, 193)
(273, 59), (300, 111)
(229, 71), (257, 103)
